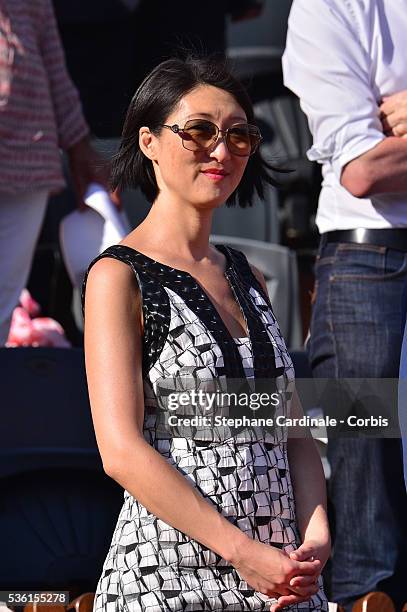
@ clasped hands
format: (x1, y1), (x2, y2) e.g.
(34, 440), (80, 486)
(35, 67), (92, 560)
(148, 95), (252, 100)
(268, 539), (330, 612)
(232, 537), (330, 612)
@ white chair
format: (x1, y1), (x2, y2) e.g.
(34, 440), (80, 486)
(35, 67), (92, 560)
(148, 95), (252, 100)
(212, 182), (280, 243)
(210, 234), (302, 349)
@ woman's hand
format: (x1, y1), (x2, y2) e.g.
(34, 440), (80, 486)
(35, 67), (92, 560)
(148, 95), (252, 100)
(379, 90), (407, 138)
(268, 538), (331, 611)
(289, 537), (331, 569)
(231, 538), (322, 601)
(289, 538), (330, 590)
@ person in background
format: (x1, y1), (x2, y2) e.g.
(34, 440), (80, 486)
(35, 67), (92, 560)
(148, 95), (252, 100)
(0, 0), (109, 346)
(282, 1), (407, 610)
(399, 281), (407, 491)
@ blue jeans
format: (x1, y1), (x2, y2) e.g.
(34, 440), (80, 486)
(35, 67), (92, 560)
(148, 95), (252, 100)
(307, 238), (407, 612)
(399, 281), (407, 491)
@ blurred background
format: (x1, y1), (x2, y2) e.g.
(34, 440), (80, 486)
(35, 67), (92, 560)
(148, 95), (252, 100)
(1, 0), (327, 602)
(28, 0), (321, 351)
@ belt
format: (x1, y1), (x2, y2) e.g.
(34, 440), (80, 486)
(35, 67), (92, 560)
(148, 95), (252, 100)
(323, 229), (407, 252)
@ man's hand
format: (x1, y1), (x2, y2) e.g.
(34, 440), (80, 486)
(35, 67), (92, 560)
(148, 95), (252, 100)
(380, 90), (407, 138)
(67, 136), (120, 211)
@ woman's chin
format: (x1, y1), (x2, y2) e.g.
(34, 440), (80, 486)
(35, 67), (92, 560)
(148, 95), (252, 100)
(194, 191), (230, 209)
(195, 183), (234, 206)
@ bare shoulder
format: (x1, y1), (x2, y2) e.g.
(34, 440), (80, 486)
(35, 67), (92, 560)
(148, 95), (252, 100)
(249, 263), (268, 296)
(83, 257), (146, 453)
(84, 256), (141, 324)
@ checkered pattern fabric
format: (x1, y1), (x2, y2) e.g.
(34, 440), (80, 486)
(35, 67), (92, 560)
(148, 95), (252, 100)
(81, 244), (328, 611)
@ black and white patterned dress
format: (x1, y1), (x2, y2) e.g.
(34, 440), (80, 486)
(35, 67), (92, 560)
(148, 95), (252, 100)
(81, 243), (328, 612)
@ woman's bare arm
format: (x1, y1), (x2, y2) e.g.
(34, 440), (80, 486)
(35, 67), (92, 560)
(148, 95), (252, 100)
(286, 392), (330, 550)
(83, 257), (322, 600)
(84, 257), (247, 561)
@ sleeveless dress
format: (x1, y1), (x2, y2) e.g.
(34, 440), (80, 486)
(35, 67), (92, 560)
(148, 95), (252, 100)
(81, 243), (328, 612)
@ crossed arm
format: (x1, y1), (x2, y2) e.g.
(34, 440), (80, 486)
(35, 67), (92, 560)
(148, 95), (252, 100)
(282, 0), (407, 201)
(342, 92), (407, 198)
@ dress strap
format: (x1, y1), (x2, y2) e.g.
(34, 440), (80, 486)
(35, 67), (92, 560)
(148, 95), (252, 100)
(220, 245), (273, 308)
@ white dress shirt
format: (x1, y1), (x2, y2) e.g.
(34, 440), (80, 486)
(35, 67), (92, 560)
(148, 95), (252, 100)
(282, 0), (407, 233)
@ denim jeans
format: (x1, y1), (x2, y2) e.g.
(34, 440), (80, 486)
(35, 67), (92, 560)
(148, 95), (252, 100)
(399, 309), (407, 492)
(307, 238), (407, 612)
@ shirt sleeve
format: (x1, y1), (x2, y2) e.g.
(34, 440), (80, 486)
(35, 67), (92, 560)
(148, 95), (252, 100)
(281, 0), (385, 180)
(39, 0), (89, 150)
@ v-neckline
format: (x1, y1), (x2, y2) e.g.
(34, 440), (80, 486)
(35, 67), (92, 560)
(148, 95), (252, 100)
(114, 242), (251, 344)
(117, 242), (232, 276)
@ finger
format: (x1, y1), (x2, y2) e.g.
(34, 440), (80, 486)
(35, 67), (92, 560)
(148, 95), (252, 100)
(290, 543), (316, 561)
(289, 574), (319, 588)
(379, 98), (397, 115)
(394, 122), (407, 137)
(270, 594), (310, 611)
(292, 559), (321, 575)
(264, 587), (292, 597)
(263, 591), (279, 600)
(287, 583), (319, 597)
(384, 113), (401, 128)
(380, 116), (393, 133)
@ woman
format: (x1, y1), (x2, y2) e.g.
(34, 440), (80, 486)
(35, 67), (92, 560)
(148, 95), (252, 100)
(82, 56), (330, 611)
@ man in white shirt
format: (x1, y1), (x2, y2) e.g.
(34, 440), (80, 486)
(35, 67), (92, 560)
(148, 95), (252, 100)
(282, 1), (407, 610)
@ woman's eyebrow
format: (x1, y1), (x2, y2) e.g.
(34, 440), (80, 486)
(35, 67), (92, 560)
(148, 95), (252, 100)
(184, 112), (247, 122)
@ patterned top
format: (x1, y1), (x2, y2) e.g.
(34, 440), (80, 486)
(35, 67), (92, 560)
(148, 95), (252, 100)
(0, 0), (89, 194)
(81, 243), (328, 611)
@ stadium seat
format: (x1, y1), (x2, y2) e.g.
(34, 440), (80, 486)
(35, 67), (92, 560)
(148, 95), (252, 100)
(352, 591), (395, 612)
(67, 592), (95, 612)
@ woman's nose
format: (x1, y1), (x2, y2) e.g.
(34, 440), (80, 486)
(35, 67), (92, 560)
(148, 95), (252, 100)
(208, 135), (232, 161)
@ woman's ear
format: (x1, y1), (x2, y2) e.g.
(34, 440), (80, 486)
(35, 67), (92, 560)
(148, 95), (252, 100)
(139, 127), (157, 160)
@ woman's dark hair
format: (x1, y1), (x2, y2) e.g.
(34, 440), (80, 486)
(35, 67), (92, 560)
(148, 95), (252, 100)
(111, 55), (279, 208)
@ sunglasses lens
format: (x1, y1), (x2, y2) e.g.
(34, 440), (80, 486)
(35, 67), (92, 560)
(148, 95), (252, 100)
(178, 120), (261, 156)
(181, 120), (218, 150)
(227, 124), (261, 156)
